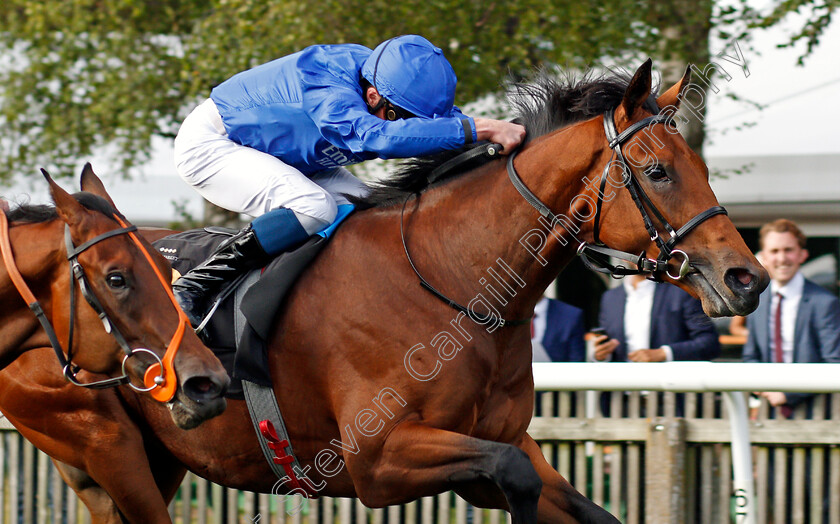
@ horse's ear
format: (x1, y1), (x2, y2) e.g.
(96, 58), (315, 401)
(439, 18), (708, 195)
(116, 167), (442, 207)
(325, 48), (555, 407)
(620, 58), (653, 120)
(43, 168), (86, 227)
(656, 65), (692, 110)
(79, 163), (117, 208)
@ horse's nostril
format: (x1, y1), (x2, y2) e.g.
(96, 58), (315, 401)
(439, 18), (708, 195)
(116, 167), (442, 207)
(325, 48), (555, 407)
(183, 376), (226, 402)
(725, 268), (755, 292)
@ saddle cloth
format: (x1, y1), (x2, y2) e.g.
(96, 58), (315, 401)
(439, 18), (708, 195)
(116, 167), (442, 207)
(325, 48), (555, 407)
(154, 229), (327, 398)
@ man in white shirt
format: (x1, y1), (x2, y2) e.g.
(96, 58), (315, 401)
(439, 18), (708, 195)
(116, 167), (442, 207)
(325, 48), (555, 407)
(591, 274), (720, 363)
(589, 272), (720, 417)
(743, 219), (840, 414)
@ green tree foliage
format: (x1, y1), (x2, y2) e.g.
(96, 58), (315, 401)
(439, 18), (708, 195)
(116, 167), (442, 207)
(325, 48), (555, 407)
(0, 1), (206, 178)
(0, 0), (833, 183)
(721, 0), (839, 64)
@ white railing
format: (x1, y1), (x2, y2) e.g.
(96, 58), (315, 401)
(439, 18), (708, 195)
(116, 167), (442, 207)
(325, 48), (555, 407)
(533, 362), (840, 524)
(2, 362), (838, 523)
(533, 362), (840, 393)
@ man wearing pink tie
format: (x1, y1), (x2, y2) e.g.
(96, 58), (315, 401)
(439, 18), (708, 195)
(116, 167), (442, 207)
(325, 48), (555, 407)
(742, 219), (840, 417)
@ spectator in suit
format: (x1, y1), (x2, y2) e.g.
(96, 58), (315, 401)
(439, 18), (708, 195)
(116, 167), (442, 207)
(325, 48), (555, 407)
(592, 274), (720, 363)
(531, 296), (586, 363)
(742, 218), (840, 415)
(530, 296), (586, 418)
(592, 273), (720, 416)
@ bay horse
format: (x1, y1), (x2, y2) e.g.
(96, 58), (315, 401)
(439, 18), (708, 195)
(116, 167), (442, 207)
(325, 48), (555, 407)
(0, 167), (229, 430)
(0, 61), (768, 523)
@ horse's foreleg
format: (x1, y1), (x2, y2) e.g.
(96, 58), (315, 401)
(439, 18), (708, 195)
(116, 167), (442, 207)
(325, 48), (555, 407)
(143, 440), (189, 506)
(52, 460), (125, 524)
(349, 421), (541, 524)
(517, 433), (620, 523)
(49, 442), (175, 524)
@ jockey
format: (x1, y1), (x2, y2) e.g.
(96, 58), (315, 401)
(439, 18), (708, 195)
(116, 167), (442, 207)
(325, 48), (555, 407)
(172, 34), (526, 327)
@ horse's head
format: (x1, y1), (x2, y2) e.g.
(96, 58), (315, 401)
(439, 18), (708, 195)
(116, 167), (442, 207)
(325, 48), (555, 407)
(43, 165), (230, 429)
(591, 60), (768, 316)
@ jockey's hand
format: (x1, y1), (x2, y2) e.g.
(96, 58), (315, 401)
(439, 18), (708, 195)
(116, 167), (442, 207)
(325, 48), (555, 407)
(474, 118), (526, 154)
(0, 198), (8, 213)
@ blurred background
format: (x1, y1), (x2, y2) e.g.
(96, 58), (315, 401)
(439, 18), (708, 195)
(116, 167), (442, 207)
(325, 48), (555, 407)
(1, 0), (837, 299)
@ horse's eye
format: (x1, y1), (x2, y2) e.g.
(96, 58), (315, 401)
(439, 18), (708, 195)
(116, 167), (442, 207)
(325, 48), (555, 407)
(106, 272), (127, 289)
(646, 165), (669, 181)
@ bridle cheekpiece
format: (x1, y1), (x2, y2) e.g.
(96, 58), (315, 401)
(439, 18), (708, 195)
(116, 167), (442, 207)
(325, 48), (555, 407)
(507, 107), (727, 281)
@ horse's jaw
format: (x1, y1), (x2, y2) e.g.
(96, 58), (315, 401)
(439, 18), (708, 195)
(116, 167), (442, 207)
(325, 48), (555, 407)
(684, 263), (769, 318)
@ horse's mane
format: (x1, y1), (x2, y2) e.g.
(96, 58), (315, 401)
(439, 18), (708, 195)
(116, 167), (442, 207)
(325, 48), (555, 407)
(5, 192), (123, 224)
(350, 67), (660, 209)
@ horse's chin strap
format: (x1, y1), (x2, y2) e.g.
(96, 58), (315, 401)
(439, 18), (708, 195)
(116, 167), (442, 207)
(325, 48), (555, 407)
(507, 108), (727, 281)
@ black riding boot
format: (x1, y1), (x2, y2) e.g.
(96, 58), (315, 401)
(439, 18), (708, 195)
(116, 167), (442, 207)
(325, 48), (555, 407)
(173, 225), (271, 328)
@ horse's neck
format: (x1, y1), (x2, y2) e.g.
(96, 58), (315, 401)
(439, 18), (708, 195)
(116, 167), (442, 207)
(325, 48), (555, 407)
(0, 222), (64, 363)
(405, 126), (600, 317)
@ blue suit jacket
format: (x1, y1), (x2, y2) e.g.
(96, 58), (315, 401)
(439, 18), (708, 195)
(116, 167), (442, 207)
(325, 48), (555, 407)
(742, 278), (840, 407)
(598, 283), (720, 362)
(536, 299), (586, 362)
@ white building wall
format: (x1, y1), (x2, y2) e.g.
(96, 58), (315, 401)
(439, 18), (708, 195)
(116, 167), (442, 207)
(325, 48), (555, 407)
(707, 153), (840, 236)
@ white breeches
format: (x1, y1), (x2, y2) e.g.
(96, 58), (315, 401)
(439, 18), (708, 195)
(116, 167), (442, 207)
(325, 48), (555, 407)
(173, 99), (369, 232)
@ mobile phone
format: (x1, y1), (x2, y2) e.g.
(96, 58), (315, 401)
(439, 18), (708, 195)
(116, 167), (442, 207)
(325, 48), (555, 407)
(590, 327), (607, 337)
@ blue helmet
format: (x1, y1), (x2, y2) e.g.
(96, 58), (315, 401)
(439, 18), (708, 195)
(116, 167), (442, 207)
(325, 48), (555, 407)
(361, 35), (457, 119)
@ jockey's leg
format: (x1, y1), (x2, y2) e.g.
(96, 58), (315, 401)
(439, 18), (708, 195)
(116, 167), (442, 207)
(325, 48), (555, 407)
(171, 224), (271, 327)
(308, 166), (370, 204)
(172, 98), (344, 326)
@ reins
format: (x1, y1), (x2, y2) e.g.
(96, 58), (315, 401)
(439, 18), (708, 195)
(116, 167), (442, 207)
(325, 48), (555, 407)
(0, 207), (185, 401)
(400, 194), (530, 328)
(400, 107), (727, 326)
(399, 142), (530, 328)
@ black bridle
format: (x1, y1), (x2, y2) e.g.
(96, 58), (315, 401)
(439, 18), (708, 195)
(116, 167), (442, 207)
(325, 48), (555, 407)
(51, 224), (165, 389)
(508, 108), (727, 281)
(400, 107), (726, 327)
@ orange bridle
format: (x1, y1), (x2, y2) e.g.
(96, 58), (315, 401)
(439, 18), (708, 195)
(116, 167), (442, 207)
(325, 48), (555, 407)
(0, 209), (186, 402)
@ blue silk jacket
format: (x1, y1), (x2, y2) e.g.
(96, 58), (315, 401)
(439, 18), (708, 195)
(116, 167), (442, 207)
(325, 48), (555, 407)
(210, 44), (477, 176)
